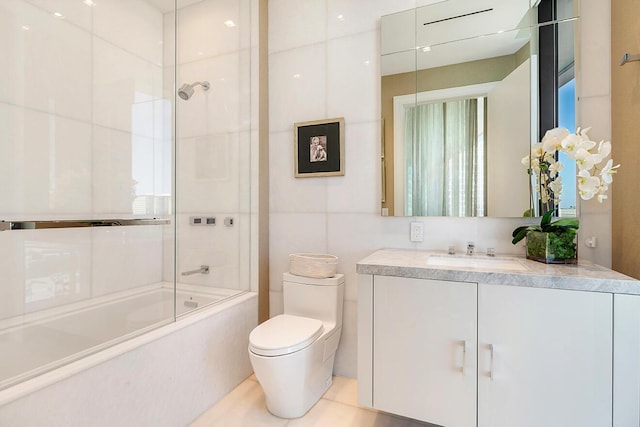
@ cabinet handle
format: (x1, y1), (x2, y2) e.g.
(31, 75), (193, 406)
(461, 340), (469, 375)
(489, 343), (495, 381)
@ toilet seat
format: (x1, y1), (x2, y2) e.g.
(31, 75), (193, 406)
(249, 314), (324, 357)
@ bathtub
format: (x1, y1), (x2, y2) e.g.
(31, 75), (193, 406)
(0, 284), (257, 426)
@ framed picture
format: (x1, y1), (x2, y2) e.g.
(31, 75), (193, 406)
(294, 117), (345, 178)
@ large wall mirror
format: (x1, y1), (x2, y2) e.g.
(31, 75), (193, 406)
(381, 0), (579, 217)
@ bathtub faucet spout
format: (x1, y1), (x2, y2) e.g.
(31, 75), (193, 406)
(181, 265), (210, 276)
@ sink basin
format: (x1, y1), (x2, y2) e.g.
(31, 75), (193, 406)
(426, 255), (528, 271)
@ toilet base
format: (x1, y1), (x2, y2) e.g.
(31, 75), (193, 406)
(249, 331), (340, 419)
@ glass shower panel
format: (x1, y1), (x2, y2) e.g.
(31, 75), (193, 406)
(0, 0), (176, 390)
(174, 0), (253, 303)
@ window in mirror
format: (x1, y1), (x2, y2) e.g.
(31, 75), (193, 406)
(402, 97), (486, 217)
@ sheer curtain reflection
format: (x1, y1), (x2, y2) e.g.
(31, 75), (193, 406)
(404, 99), (483, 216)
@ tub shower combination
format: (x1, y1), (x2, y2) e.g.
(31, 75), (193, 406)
(0, 219), (256, 426)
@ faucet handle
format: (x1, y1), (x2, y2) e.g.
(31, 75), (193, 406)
(466, 241), (475, 255)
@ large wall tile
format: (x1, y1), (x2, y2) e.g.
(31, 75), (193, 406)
(333, 299), (356, 378)
(327, 31), (379, 123)
(177, 51), (249, 138)
(269, 212), (328, 292)
(176, 133), (240, 213)
(176, 0), (249, 64)
(268, 0), (327, 53)
(92, 126), (136, 215)
(93, 0), (163, 65)
(269, 44), (327, 133)
(327, 0), (380, 39)
(269, 131), (328, 214)
(326, 121), (380, 214)
(579, 213), (612, 268)
(93, 37), (162, 136)
(91, 226), (163, 297)
(579, 0), (611, 98)
(0, 1), (91, 121)
(0, 104), (92, 215)
(24, 0), (94, 31)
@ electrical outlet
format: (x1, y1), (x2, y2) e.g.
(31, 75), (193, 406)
(410, 222), (424, 242)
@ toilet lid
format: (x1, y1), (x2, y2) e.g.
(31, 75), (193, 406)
(249, 314), (324, 357)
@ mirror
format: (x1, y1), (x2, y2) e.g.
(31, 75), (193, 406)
(381, 0), (579, 217)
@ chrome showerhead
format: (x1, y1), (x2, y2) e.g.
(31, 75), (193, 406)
(178, 81), (210, 100)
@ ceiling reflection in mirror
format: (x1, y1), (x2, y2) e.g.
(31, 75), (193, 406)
(380, 0), (579, 218)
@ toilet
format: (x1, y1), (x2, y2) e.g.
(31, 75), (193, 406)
(248, 272), (344, 419)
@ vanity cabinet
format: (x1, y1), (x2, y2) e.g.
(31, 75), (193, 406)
(477, 284), (612, 427)
(359, 275), (613, 427)
(372, 276), (477, 426)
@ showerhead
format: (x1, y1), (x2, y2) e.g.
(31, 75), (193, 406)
(178, 81), (210, 100)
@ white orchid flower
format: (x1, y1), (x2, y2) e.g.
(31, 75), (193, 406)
(575, 148), (596, 171)
(560, 133), (582, 158)
(531, 142), (544, 158)
(530, 157), (540, 171)
(578, 132), (597, 151)
(600, 159), (620, 184)
(549, 177), (563, 196)
(548, 160), (564, 177)
(591, 140), (611, 164)
(577, 170), (601, 200)
(542, 127), (569, 153)
(524, 126), (620, 206)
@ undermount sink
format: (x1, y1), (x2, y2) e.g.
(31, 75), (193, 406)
(426, 254), (528, 271)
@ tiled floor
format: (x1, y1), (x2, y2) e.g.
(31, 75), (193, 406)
(190, 375), (432, 427)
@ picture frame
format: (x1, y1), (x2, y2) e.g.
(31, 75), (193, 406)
(294, 117), (345, 178)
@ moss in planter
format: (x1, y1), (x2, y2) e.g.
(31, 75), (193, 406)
(526, 229), (577, 263)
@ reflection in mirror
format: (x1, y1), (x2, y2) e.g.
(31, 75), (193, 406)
(534, 17), (578, 217)
(380, 0), (578, 218)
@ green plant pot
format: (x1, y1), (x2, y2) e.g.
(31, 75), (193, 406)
(526, 230), (577, 264)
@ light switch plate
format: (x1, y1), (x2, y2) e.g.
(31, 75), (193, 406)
(410, 222), (424, 242)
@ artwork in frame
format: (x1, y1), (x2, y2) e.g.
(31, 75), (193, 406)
(294, 117), (345, 178)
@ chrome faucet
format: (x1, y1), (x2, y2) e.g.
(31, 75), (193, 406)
(181, 265), (210, 276)
(466, 242), (475, 256)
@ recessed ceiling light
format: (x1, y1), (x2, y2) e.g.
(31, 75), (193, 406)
(337, 14), (344, 21)
(293, 74), (301, 79)
(53, 12), (65, 18)
(21, 25), (31, 31)
(224, 20), (236, 28)
(363, 60), (370, 65)
(83, 0), (96, 7)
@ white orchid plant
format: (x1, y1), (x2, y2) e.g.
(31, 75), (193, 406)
(522, 126), (620, 214)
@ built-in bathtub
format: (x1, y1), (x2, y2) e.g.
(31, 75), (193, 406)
(0, 285), (257, 426)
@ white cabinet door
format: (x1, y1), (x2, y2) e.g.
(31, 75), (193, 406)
(373, 276), (477, 426)
(478, 284), (612, 427)
(613, 294), (640, 426)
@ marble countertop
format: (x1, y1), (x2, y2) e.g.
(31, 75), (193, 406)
(356, 249), (640, 295)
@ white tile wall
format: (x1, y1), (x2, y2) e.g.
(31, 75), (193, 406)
(0, 0), (169, 317)
(0, 1), (92, 121)
(269, 44), (328, 133)
(268, 0), (613, 377)
(578, 0), (612, 267)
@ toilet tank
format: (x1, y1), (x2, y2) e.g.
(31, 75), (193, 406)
(283, 273), (344, 327)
